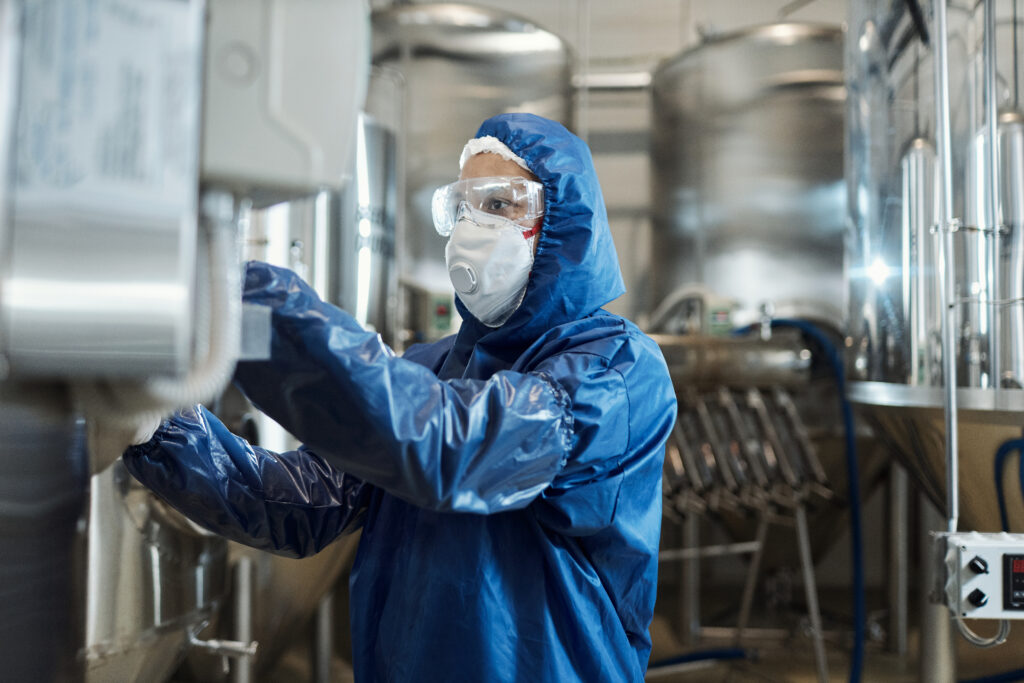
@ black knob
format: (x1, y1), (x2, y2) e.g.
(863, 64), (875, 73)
(968, 588), (989, 608)
(968, 556), (989, 574)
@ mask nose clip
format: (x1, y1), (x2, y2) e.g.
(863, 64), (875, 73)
(449, 262), (478, 294)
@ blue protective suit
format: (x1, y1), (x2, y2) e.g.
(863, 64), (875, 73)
(124, 113), (676, 682)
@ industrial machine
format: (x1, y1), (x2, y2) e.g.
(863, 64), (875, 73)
(0, 1), (370, 681)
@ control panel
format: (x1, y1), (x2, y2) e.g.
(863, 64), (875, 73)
(939, 532), (1024, 619)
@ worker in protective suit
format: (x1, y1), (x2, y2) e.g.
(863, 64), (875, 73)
(123, 113), (677, 682)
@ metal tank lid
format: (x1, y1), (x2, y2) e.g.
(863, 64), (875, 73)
(372, 2), (569, 58)
(653, 22), (843, 76)
(697, 21), (841, 47)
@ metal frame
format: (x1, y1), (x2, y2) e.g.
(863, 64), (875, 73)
(660, 498), (831, 683)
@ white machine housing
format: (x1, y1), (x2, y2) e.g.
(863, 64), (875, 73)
(201, 0), (370, 205)
(940, 531), (1024, 619)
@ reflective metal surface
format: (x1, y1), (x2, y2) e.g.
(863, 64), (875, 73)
(0, 0), (17, 267)
(333, 113), (398, 343)
(0, 382), (85, 682)
(649, 23), (845, 327)
(371, 3), (572, 295)
(84, 461), (227, 683)
(851, 382), (1024, 532)
(846, 1), (1024, 529)
(652, 332), (812, 389)
(2, 0), (205, 378)
(247, 114), (398, 345)
(847, 0), (1024, 388)
(180, 539), (359, 681)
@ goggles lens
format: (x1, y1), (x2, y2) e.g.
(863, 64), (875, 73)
(432, 176), (544, 236)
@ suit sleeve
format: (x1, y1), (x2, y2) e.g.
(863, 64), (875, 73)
(231, 261), (574, 515)
(123, 404), (370, 558)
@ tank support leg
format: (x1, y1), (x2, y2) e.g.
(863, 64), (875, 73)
(795, 503), (829, 683)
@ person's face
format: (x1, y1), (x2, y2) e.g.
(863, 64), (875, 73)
(459, 153), (543, 252)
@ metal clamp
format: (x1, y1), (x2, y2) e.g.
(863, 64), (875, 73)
(187, 631), (259, 676)
(930, 217), (961, 234)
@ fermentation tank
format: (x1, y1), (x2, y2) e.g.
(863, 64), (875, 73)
(650, 24), (885, 553)
(847, 0), (1024, 532)
(371, 3), (572, 337)
(650, 24), (847, 328)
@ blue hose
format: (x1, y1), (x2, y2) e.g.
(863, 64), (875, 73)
(648, 647), (754, 669)
(993, 438), (1024, 532)
(736, 319), (865, 683)
(960, 668), (1024, 683)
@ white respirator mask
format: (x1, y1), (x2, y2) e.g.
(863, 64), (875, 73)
(444, 205), (536, 327)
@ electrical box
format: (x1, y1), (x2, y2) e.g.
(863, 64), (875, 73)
(201, 0), (370, 205)
(939, 531), (1024, 619)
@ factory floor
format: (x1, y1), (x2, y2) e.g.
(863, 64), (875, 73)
(259, 585), (1024, 682)
(643, 587), (1024, 683)
(262, 613), (1024, 682)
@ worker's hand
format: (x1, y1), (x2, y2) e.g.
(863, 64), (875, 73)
(128, 413), (165, 446)
(86, 413), (167, 474)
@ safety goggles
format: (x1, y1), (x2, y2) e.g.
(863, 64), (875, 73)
(432, 176), (544, 238)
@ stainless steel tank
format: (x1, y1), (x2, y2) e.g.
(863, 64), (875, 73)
(649, 24), (846, 328)
(649, 26), (891, 581)
(371, 3), (572, 331)
(847, 0), (1024, 531)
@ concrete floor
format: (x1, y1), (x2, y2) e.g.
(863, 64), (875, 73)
(645, 612), (1024, 682)
(257, 588), (1024, 682)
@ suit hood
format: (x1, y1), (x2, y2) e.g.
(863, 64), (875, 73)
(444, 113), (625, 371)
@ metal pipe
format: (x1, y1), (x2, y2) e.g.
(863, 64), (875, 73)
(659, 540), (763, 562)
(575, 0), (591, 143)
(734, 517), (770, 646)
(232, 556), (255, 683)
(794, 504), (829, 683)
(933, 0), (961, 533)
(985, 0), (1002, 391)
(888, 464), (909, 657)
(314, 591), (335, 683)
(1002, 112), (1024, 385)
(682, 514), (701, 646)
(920, 494), (956, 683)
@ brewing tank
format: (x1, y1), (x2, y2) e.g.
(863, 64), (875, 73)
(371, 3), (572, 326)
(846, 0), (1024, 531)
(649, 24), (846, 327)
